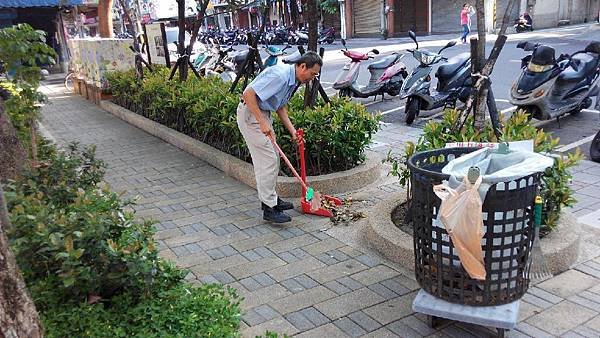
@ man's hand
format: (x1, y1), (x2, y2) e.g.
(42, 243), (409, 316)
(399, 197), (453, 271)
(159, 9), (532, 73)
(260, 120), (273, 139)
(291, 131), (300, 144)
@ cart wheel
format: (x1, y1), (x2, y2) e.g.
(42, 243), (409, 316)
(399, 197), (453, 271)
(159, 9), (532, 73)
(427, 315), (440, 328)
(496, 328), (505, 338)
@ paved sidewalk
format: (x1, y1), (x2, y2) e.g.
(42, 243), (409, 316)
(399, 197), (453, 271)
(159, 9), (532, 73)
(39, 77), (600, 337)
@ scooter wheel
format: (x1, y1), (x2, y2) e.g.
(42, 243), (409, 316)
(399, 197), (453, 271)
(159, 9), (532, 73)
(405, 98), (420, 125)
(590, 131), (600, 162)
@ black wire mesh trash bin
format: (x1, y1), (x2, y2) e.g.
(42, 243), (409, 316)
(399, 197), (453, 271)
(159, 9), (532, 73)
(407, 147), (543, 306)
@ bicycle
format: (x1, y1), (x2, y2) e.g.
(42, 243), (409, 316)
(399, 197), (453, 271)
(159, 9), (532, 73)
(64, 70), (74, 92)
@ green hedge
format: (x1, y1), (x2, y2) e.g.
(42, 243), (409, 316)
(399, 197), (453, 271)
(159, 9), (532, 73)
(106, 68), (380, 176)
(5, 143), (241, 336)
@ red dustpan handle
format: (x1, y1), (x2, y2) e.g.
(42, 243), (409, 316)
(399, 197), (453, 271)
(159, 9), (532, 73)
(269, 136), (309, 192)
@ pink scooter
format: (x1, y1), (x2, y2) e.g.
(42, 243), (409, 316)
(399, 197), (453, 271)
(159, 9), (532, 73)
(333, 39), (407, 99)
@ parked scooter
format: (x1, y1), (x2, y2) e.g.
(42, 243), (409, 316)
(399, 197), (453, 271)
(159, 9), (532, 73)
(509, 41), (600, 121)
(332, 39), (407, 99)
(591, 130), (600, 162)
(514, 13), (533, 33)
(399, 30), (472, 125)
(318, 27), (335, 44)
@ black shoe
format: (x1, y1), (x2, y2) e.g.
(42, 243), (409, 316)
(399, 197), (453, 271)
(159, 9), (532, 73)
(261, 198), (294, 211)
(263, 205), (292, 223)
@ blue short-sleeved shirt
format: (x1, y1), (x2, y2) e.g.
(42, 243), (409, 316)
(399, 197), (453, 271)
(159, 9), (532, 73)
(248, 64), (297, 112)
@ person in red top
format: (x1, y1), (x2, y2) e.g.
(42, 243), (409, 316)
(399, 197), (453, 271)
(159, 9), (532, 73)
(460, 3), (475, 44)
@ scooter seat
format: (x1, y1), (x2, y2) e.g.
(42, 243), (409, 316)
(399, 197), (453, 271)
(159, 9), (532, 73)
(558, 53), (598, 83)
(367, 54), (399, 69)
(282, 51), (301, 64)
(436, 52), (470, 80)
(232, 50), (249, 64)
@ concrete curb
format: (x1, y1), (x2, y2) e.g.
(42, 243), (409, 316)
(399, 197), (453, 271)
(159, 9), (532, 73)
(364, 193), (581, 275)
(99, 100), (381, 198)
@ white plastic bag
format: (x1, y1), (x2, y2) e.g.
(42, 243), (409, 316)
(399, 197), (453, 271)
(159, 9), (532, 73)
(433, 176), (486, 280)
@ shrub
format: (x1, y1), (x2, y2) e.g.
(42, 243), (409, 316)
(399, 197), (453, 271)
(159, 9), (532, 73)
(106, 68), (380, 175)
(40, 283), (241, 338)
(385, 109), (581, 231)
(5, 143), (185, 308)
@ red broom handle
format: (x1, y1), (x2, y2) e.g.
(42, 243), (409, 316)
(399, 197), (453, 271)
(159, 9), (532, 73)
(297, 129), (307, 197)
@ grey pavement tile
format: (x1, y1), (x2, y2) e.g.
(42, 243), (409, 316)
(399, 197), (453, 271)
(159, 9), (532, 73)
(325, 280), (352, 295)
(198, 275), (219, 284)
(367, 282), (398, 299)
(243, 227), (261, 237)
(218, 245), (237, 257)
(299, 307), (330, 327)
(255, 246), (276, 258)
(241, 249), (262, 262)
(355, 254), (382, 268)
(399, 315), (436, 336)
(157, 240), (167, 251)
(327, 249), (350, 262)
(316, 253), (340, 265)
(171, 245), (191, 257)
(576, 265), (600, 279)
(334, 317), (367, 337)
(281, 278), (306, 293)
(386, 319), (425, 338)
(278, 252), (299, 263)
(253, 273), (276, 287)
(336, 276), (363, 291)
(573, 324), (600, 338)
(288, 227), (305, 236)
(184, 243), (203, 254)
(567, 294), (600, 312)
(294, 275), (318, 289)
(521, 293), (554, 309)
(253, 304), (279, 321)
(180, 225), (197, 235)
(289, 248), (309, 259)
(206, 248), (225, 260)
(348, 311), (381, 332)
(240, 277), (262, 292)
(212, 271), (235, 284)
(561, 331), (587, 338)
(211, 227), (228, 236)
(311, 230), (331, 240)
(517, 322), (555, 338)
(379, 278), (411, 296)
(285, 311), (315, 331)
(222, 223), (239, 233)
(242, 309), (267, 326)
(254, 225), (272, 234)
(277, 229), (296, 239)
(528, 287), (564, 304)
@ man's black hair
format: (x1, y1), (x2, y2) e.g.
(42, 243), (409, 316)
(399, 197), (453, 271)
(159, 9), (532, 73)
(296, 51), (323, 68)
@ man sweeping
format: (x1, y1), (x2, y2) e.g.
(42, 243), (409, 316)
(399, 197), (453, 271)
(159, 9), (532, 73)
(237, 51), (322, 223)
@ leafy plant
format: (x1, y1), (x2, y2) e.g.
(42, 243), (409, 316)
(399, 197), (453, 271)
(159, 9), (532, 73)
(6, 143), (184, 308)
(385, 109), (581, 231)
(41, 284), (241, 338)
(106, 68), (380, 176)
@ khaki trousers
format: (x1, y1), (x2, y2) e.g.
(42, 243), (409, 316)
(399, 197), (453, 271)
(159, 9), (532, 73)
(237, 102), (280, 208)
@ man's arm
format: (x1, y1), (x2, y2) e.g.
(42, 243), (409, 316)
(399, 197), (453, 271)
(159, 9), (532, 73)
(242, 87), (273, 138)
(276, 105), (297, 142)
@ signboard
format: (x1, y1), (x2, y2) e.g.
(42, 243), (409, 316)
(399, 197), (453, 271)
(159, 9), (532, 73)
(145, 23), (167, 65)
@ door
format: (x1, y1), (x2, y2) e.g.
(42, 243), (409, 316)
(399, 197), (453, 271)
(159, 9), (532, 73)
(354, 0), (381, 37)
(393, 0), (428, 35)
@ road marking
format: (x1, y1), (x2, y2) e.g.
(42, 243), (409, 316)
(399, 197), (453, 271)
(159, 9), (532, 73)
(422, 110), (446, 121)
(582, 109), (600, 114)
(380, 105), (405, 115)
(495, 98), (510, 103)
(556, 135), (596, 152)
(320, 81), (334, 85)
(501, 106), (517, 114)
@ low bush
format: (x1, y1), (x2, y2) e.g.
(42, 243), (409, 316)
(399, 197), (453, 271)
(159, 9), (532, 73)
(5, 143), (241, 335)
(106, 68), (380, 176)
(386, 109), (581, 231)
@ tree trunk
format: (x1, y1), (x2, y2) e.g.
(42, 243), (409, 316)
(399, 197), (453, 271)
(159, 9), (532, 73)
(473, 0), (487, 130)
(306, 0), (318, 52)
(0, 97), (26, 183)
(98, 0), (114, 38)
(0, 184), (44, 338)
(176, 0), (187, 81)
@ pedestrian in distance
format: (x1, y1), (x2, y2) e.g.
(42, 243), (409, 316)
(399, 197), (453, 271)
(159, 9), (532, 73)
(460, 3), (476, 44)
(237, 51), (323, 223)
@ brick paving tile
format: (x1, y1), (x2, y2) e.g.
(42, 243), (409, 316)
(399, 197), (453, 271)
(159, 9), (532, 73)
(348, 311), (381, 332)
(561, 331), (588, 338)
(302, 238), (346, 255)
(367, 282), (399, 299)
(212, 271), (235, 284)
(294, 275), (318, 289)
(267, 234), (319, 254)
(363, 292), (416, 326)
(242, 309), (267, 326)
(238, 284), (291, 311)
(299, 307), (330, 327)
(438, 323), (480, 338)
(285, 311), (315, 331)
(307, 259), (368, 284)
(269, 286), (336, 315)
(190, 254), (248, 276)
(325, 280), (352, 295)
(584, 315), (600, 332)
(351, 265), (400, 286)
(518, 300), (543, 322)
(266, 257), (325, 282)
(521, 293), (555, 309)
(227, 257), (286, 280)
(239, 277), (262, 292)
(293, 323), (350, 338)
(241, 317), (298, 338)
(527, 286), (564, 304)
(252, 272), (276, 287)
(537, 270), (599, 298)
(336, 276), (363, 291)
(281, 278), (306, 293)
(399, 315), (437, 336)
(334, 317), (367, 337)
(361, 327), (400, 338)
(253, 304), (279, 321)
(526, 301), (597, 336)
(315, 288), (385, 320)
(355, 254), (382, 268)
(386, 319), (425, 338)
(573, 324), (600, 338)
(567, 294), (600, 312)
(516, 322), (555, 338)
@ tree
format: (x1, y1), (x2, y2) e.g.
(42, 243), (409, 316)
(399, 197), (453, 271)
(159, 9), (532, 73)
(456, 0), (519, 134)
(306, 0), (318, 52)
(98, 0), (114, 38)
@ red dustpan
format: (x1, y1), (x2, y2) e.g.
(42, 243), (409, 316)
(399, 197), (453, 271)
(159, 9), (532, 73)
(295, 129), (342, 217)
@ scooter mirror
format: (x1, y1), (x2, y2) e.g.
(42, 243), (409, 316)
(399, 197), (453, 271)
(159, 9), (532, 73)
(341, 39), (346, 47)
(446, 40), (457, 48)
(408, 30), (417, 43)
(371, 49), (380, 55)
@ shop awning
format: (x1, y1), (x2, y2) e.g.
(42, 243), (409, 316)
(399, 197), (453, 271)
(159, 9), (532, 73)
(0, 0), (84, 8)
